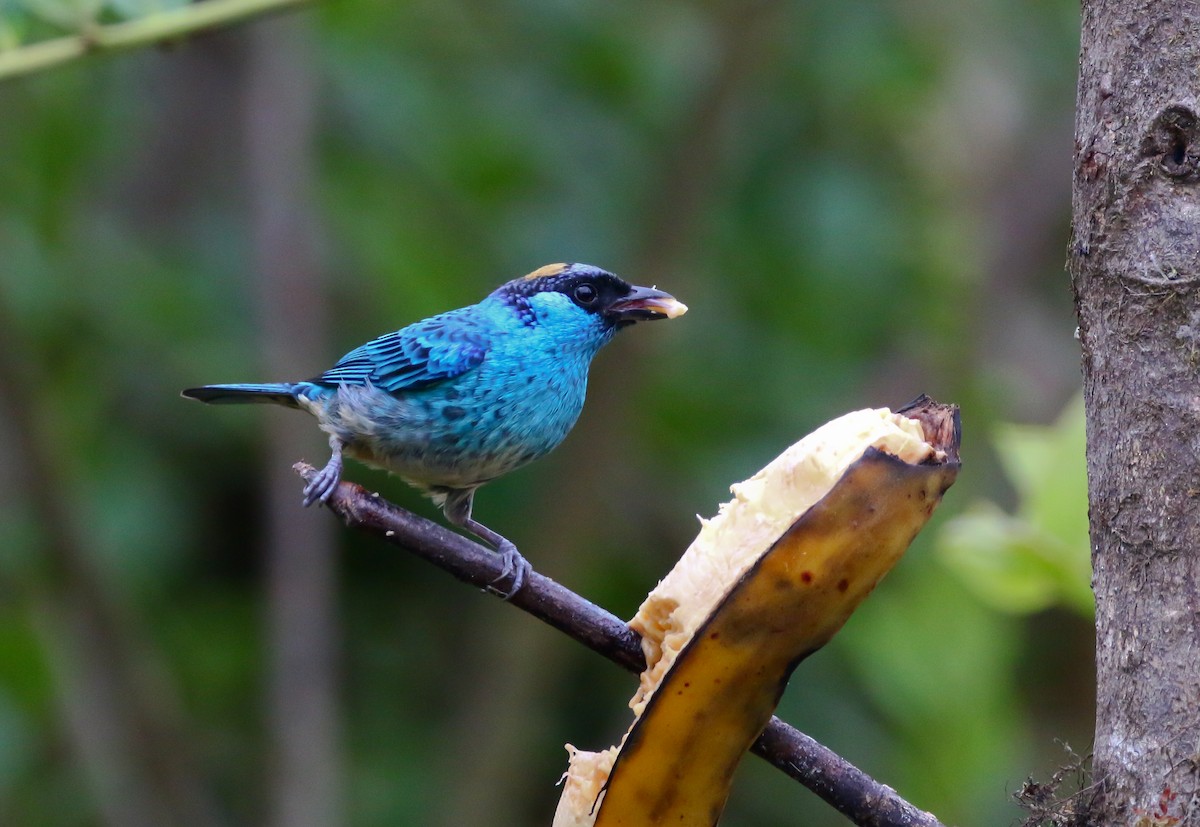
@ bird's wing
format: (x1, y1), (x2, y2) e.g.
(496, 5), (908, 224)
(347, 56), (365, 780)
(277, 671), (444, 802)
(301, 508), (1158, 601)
(313, 309), (491, 393)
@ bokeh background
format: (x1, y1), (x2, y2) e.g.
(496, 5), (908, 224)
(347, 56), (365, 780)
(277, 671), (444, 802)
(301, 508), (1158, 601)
(0, 1), (1092, 825)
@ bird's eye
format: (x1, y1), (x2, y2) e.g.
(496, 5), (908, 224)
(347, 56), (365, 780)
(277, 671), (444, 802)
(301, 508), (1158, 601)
(573, 283), (598, 305)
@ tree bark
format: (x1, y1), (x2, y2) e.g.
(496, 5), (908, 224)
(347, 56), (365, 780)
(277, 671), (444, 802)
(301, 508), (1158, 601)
(1072, 1), (1200, 823)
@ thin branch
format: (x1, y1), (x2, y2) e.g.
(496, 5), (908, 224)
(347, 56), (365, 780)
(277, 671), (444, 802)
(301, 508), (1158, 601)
(294, 463), (947, 827)
(0, 0), (311, 82)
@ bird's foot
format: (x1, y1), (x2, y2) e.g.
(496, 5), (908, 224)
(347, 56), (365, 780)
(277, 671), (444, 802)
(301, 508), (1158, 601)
(303, 439), (344, 507)
(452, 497), (532, 600)
(487, 540), (531, 600)
(302, 462), (340, 506)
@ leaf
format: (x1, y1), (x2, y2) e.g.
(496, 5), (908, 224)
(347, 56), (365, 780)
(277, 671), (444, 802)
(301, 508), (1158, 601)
(937, 395), (1092, 616)
(17, 0), (102, 30)
(0, 16), (23, 50)
(105, 0), (188, 23)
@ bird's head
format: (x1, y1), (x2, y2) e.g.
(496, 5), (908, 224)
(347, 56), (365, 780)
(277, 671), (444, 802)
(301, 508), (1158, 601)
(493, 263), (687, 347)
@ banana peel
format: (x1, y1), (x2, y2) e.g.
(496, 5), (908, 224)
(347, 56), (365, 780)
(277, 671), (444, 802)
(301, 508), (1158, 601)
(554, 397), (960, 827)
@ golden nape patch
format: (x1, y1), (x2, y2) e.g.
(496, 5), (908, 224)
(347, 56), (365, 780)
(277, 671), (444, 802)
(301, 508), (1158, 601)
(522, 263), (569, 280)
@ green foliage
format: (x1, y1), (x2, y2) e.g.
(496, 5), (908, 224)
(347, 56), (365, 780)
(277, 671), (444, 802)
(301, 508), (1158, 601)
(938, 395), (1092, 617)
(840, 561), (1027, 826)
(2, 0), (197, 42)
(0, 1), (1085, 825)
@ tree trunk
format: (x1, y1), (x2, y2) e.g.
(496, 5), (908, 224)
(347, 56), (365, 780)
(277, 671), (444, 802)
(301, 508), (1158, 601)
(1072, 1), (1200, 823)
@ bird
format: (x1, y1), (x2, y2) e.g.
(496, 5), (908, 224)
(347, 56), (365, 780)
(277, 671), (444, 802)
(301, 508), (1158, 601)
(182, 262), (687, 597)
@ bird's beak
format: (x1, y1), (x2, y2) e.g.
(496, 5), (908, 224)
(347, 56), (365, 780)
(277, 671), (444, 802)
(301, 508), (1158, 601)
(605, 285), (688, 323)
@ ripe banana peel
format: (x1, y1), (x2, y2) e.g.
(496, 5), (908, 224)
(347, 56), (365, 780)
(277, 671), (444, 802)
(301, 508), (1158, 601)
(554, 397), (960, 827)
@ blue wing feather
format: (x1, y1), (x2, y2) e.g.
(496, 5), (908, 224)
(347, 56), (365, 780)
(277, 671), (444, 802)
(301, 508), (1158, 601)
(313, 308), (491, 393)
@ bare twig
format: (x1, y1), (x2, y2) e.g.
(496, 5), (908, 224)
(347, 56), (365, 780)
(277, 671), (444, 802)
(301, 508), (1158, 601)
(0, 0), (311, 82)
(294, 463), (947, 827)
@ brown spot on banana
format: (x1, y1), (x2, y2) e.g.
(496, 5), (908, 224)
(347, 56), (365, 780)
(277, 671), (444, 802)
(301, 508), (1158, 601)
(553, 399), (960, 827)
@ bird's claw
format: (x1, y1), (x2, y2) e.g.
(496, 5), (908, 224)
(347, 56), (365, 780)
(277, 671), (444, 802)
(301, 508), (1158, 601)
(302, 464), (340, 507)
(487, 541), (531, 600)
(303, 438), (345, 507)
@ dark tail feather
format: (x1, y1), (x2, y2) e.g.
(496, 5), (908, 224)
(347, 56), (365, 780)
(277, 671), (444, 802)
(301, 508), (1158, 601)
(181, 383), (301, 407)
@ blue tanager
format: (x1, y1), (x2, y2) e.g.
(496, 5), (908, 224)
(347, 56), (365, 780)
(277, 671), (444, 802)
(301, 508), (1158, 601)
(182, 263), (687, 596)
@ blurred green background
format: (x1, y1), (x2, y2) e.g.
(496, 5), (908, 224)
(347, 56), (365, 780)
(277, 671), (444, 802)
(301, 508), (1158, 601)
(0, 1), (1092, 825)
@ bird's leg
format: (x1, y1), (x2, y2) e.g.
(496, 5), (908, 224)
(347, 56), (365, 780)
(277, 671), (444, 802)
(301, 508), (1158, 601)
(442, 488), (531, 599)
(303, 434), (345, 507)
(464, 519), (530, 599)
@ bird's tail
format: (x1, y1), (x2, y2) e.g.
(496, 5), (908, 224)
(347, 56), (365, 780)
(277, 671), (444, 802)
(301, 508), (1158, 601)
(181, 383), (303, 408)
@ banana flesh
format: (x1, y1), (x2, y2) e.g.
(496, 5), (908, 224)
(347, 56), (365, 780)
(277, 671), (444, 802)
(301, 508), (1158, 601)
(554, 400), (960, 827)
